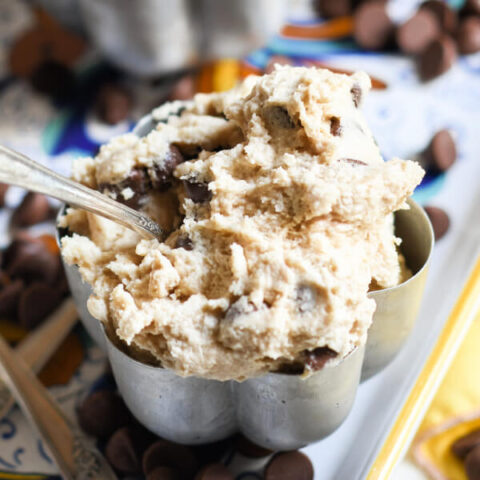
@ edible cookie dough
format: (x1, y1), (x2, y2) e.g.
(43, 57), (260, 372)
(60, 66), (424, 381)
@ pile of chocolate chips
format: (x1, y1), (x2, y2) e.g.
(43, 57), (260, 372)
(0, 188), (68, 330)
(316, 0), (480, 81)
(77, 382), (314, 480)
(452, 427), (480, 479)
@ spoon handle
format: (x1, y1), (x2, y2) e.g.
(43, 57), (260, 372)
(0, 145), (163, 240)
(0, 334), (117, 480)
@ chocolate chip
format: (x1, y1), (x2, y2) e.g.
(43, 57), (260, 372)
(168, 75), (195, 102)
(466, 445), (480, 480)
(96, 83), (133, 125)
(148, 145), (184, 191)
(78, 390), (131, 439)
(353, 0), (395, 51)
(457, 17), (480, 54)
(7, 247), (61, 286)
(142, 440), (198, 479)
(396, 10), (441, 55)
(105, 427), (142, 475)
(148, 466), (181, 480)
(17, 282), (62, 329)
(174, 235), (193, 250)
(424, 206), (450, 240)
(183, 181), (212, 203)
(11, 193), (50, 227)
(264, 451), (314, 480)
(0, 183), (9, 207)
(2, 235), (44, 271)
(304, 346), (338, 371)
(264, 106), (297, 129)
(235, 434), (273, 458)
(421, 0), (458, 35)
(330, 117), (342, 136)
(339, 158), (367, 167)
(30, 61), (75, 100)
(452, 429), (480, 459)
(418, 35), (457, 81)
(351, 83), (363, 107)
(316, 0), (355, 18)
(101, 168), (150, 210)
(224, 298), (257, 321)
(295, 285), (317, 313)
(194, 463), (233, 480)
(0, 279), (24, 318)
(423, 129), (456, 172)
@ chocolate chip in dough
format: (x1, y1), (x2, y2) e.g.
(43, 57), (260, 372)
(96, 83), (133, 125)
(351, 83), (363, 107)
(30, 61), (75, 101)
(457, 17), (480, 54)
(148, 466), (181, 480)
(174, 235), (193, 251)
(100, 168), (150, 210)
(0, 279), (24, 318)
(421, 0), (458, 35)
(17, 282), (62, 329)
(295, 285), (318, 313)
(304, 346), (338, 371)
(0, 183), (9, 207)
(264, 106), (297, 129)
(424, 206), (450, 241)
(265, 451), (314, 480)
(316, 0), (356, 18)
(353, 0), (395, 51)
(11, 193), (50, 227)
(148, 145), (184, 191)
(330, 117), (342, 136)
(452, 428), (480, 459)
(418, 35), (457, 81)
(194, 463), (234, 480)
(105, 427), (142, 475)
(183, 181), (212, 203)
(423, 129), (456, 172)
(396, 10), (441, 55)
(235, 434), (273, 458)
(78, 390), (131, 439)
(466, 445), (480, 480)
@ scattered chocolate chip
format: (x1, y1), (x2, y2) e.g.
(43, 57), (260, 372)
(304, 346), (338, 371)
(351, 83), (363, 107)
(353, 0), (395, 51)
(11, 193), (50, 227)
(424, 206), (450, 240)
(339, 158), (367, 166)
(148, 466), (181, 480)
(457, 17), (480, 54)
(194, 463), (233, 480)
(295, 285), (317, 313)
(148, 145), (184, 191)
(452, 429), (480, 459)
(105, 427), (142, 475)
(174, 235), (193, 250)
(183, 181), (212, 203)
(235, 434), (273, 458)
(316, 0), (356, 18)
(0, 183), (9, 207)
(0, 279), (24, 318)
(418, 35), (457, 81)
(466, 445), (480, 480)
(142, 440), (198, 479)
(17, 282), (62, 329)
(264, 451), (314, 480)
(264, 106), (297, 129)
(330, 117), (342, 136)
(96, 83), (133, 125)
(396, 10), (441, 55)
(30, 61), (75, 100)
(168, 75), (195, 102)
(77, 390), (131, 439)
(423, 129), (456, 172)
(7, 247), (61, 286)
(420, 0), (458, 35)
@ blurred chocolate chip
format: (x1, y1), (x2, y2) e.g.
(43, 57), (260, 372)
(0, 279), (24, 318)
(194, 463), (233, 480)
(295, 285), (317, 313)
(183, 181), (212, 203)
(174, 235), (193, 250)
(353, 0), (395, 51)
(78, 390), (131, 439)
(265, 451), (314, 480)
(96, 83), (133, 125)
(0, 183), (9, 207)
(7, 247), (61, 286)
(168, 75), (195, 102)
(452, 428), (480, 459)
(330, 117), (342, 136)
(421, 0), (458, 35)
(12, 193), (50, 227)
(235, 434), (273, 458)
(148, 466), (181, 480)
(339, 158), (367, 166)
(424, 206), (450, 240)
(418, 35), (457, 81)
(423, 129), (456, 172)
(148, 145), (184, 191)
(18, 282), (62, 329)
(466, 445), (480, 480)
(2, 234), (43, 270)
(351, 83), (363, 107)
(264, 106), (297, 129)
(105, 427), (142, 475)
(316, 0), (356, 18)
(457, 17), (480, 54)
(142, 440), (198, 479)
(396, 10), (441, 55)
(100, 168), (150, 210)
(304, 346), (338, 371)
(30, 61), (75, 100)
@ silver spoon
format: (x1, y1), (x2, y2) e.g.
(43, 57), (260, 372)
(0, 144), (163, 240)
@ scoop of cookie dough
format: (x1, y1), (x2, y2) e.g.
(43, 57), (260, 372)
(60, 66), (424, 381)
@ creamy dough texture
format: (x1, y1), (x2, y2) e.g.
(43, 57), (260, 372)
(60, 66), (424, 381)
